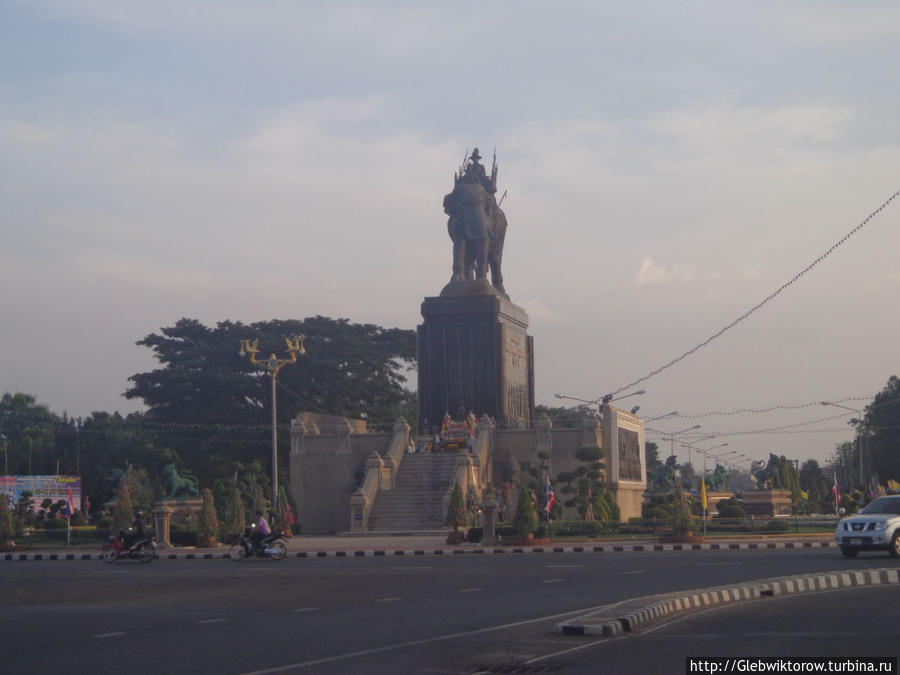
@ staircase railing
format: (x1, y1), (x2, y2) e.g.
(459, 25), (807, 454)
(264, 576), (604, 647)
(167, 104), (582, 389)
(349, 417), (411, 532)
(442, 416), (494, 522)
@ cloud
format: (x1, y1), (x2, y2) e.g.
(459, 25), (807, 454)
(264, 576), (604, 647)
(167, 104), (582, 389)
(635, 257), (722, 287)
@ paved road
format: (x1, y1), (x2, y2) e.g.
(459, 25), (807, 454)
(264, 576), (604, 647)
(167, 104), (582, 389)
(1, 547), (897, 673)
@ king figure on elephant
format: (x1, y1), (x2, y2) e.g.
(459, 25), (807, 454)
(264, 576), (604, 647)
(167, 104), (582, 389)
(442, 148), (508, 295)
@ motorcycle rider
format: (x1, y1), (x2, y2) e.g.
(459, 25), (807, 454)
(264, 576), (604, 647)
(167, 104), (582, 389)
(251, 510), (271, 551)
(125, 510), (146, 550)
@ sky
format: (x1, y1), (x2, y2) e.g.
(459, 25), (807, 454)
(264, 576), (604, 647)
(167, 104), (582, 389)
(2, 1), (899, 470)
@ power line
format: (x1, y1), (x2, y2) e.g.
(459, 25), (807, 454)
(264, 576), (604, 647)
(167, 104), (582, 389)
(610, 187), (900, 397)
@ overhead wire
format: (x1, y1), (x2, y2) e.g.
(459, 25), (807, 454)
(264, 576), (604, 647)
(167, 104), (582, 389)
(609, 187), (900, 397)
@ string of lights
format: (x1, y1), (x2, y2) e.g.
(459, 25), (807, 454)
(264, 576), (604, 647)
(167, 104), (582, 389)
(608, 187), (900, 398)
(667, 397), (871, 419)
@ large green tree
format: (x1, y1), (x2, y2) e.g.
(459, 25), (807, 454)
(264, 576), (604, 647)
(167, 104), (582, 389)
(862, 376), (900, 484)
(124, 316), (416, 487)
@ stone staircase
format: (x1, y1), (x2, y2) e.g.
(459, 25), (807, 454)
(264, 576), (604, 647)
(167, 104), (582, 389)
(367, 453), (463, 531)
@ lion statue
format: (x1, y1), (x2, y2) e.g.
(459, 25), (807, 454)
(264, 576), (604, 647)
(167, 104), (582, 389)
(162, 463), (200, 500)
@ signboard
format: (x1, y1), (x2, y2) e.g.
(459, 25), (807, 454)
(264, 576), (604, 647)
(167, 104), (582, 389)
(0, 475), (81, 512)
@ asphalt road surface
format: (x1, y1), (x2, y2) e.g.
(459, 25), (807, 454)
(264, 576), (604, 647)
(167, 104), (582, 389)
(1, 547), (897, 674)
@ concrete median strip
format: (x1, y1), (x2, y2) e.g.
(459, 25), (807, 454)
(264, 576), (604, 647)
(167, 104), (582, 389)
(555, 567), (900, 637)
(1, 539), (838, 561)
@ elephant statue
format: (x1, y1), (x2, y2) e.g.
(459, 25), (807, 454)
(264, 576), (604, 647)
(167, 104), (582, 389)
(442, 148), (507, 294)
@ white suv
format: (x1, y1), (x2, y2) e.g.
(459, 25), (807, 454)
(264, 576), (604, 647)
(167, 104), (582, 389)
(835, 495), (900, 558)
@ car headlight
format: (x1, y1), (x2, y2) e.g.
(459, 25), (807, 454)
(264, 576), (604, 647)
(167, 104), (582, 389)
(873, 522), (887, 531)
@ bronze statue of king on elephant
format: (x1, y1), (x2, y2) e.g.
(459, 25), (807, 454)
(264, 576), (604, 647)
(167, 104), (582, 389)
(442, 148), (508, 296)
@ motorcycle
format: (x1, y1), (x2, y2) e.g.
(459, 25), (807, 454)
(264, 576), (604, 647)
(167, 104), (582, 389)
(229, 525), (288, 561)
(103, 529), (157, 563)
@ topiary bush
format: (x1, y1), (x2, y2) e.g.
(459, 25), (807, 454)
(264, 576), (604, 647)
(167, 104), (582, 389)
(764, 518), (790, 532)
(512, 488), (538, 538)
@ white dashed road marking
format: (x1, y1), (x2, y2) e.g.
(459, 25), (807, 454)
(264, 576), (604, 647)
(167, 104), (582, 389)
(197, 619), (228, 624)
(93, 632), (126, 639)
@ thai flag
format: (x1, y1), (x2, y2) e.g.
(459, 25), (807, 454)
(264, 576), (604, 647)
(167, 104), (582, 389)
(545, 478), (557, 514)
(65, 489), (75, 519)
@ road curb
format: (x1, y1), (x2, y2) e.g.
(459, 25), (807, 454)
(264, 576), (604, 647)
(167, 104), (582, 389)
(556, 567), (900, 637)
(1, 539), (836, 561)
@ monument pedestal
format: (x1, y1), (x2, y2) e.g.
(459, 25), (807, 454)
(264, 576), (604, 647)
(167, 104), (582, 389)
(742, 490), (792, 517)
(152, 499), (202, 549)
(417, 290), (534, 432)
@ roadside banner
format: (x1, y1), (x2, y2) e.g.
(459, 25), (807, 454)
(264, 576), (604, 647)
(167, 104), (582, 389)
(0, 475), (81, 512)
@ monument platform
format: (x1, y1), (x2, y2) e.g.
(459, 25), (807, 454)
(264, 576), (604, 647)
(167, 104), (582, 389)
(417, 291), (534, 432)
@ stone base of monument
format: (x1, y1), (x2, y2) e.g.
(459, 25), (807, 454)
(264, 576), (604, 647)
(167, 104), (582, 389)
(741, 490), (792, 518)
(152, 499), (202, 549)
(704, 491), (736, 516)
(418, 293), (534, 430)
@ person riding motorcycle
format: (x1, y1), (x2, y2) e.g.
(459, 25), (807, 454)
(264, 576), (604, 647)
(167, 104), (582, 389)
(123, 510), (146, 550)
(251, 511), (272, 550)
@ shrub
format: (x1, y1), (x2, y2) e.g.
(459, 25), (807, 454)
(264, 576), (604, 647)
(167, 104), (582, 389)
(512, 488), (538, 538)
(765, 519), (790, 532)
(43, 517), (67, 529)
(170, 529), (199, 547)
(444, 483), (467, 531)
(466, 526), (483, 543)
(495, 525), (518, 539)
(645, 507), (670, 522)
(715, 504), (746, 519)
(198, 488), (219, 543)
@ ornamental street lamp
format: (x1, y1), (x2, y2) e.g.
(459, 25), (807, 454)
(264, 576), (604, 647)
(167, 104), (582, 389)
(821, 401), (864, 487)
(240, 337), (306, 511)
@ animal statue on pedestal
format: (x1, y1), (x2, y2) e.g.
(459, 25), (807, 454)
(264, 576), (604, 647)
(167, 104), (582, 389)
(442, 148), (508, 294)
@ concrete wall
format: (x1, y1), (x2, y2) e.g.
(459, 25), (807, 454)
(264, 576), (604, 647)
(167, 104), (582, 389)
(290, 409), (648, 533)
(289, 416), (391, 534)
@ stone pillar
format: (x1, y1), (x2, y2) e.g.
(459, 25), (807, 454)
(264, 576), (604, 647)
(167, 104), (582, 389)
(349, 490), (369, 532)
(152, 502), (173, 549)
(334, 418), (353, 455)
(481, 494), (498, 544)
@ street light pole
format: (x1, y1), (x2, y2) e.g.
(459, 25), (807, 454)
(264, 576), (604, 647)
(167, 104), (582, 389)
(679, 434), (717, 468)
(821, 401), (864, 488)
(686, 442), (728, 474)
(659, 424), (702, 458)
(240, 337), (306, 511)
(554, 389), (646, 414)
